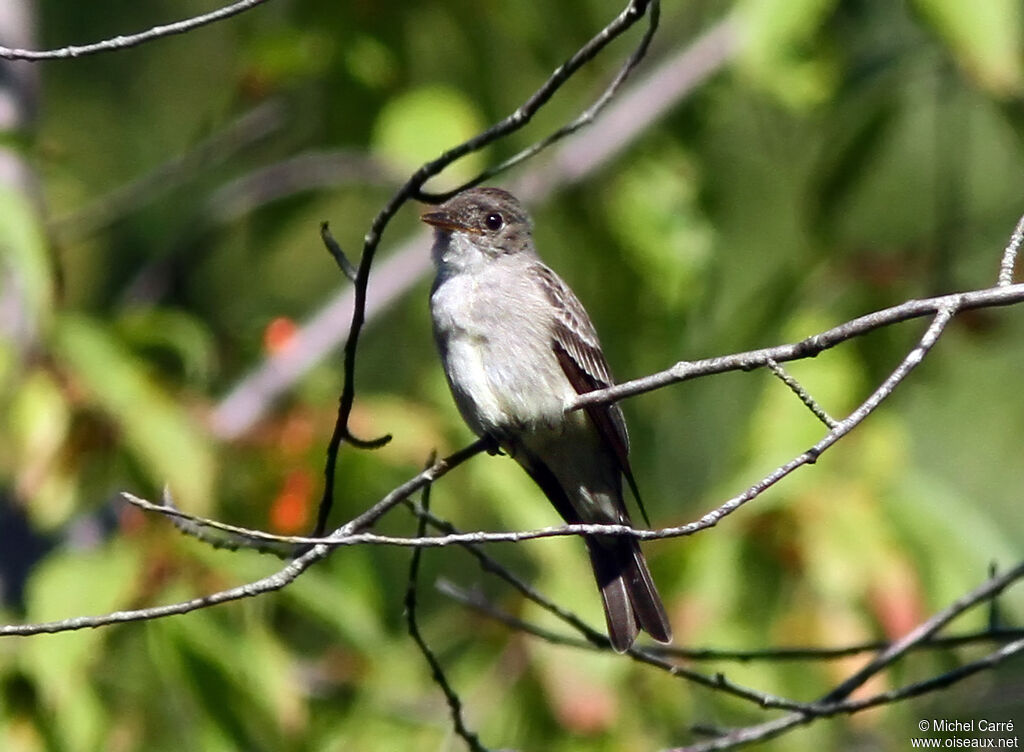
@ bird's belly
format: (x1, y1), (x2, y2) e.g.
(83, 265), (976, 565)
(432, 277), (571, 435)
(442, 331), (572, 434)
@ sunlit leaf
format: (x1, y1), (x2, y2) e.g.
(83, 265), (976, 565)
(912, 0), (1024, 94)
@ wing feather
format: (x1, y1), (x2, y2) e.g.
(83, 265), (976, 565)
(529, 264), (649, 525)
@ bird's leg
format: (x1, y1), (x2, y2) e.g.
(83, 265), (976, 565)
(482, 434), (505, 456)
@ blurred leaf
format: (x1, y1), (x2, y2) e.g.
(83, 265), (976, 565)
(147, 604), (294, 749)
(242, 27), (336, 85)
(912, 0), (1024, 95)
(278, 552), (386, 653)
(116, 308), (217, 386)
(345, 35), (399, 89)
(0, 186), (53, 336)
(603, 148), (714, 310)
(810, 99), (898, 231)
(21, 543), (140, 751)
(9, 371), (75, 527)
(733, 0), (840, 107)
(52, 314), (215, 511)
(371, 85), (486, 186)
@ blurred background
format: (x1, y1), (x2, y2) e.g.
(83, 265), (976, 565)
(1, 0), (1022, 749)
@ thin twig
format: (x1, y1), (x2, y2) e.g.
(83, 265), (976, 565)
(569, 285), (1024, 411)
(439, 577), (1024, 661)
(0, 0), (272, 60)
(416, 0), (662, 203)
(673, 563), (1024, 752)
(404, 458), (489, 752)
(0, 439), (488, 637)
(997, 211), (1024, 286)
(765, 358), (839, 429)
(420, 526), (811, 713)
(819, 560), (1024, 704)
(320, 223), (358, 283)
(131, 285), (1023, 552)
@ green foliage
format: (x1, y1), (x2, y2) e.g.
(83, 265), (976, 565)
(0, 0), (1022, 750)
(53, 315), (216, 512)
(912, 0), (1024, 95)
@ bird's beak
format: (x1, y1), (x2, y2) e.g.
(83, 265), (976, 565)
(420, 209), (475, 233)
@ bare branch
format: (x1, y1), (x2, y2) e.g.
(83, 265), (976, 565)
(320, 223), (358, 284)
(0, 0), (273, 61)
(416, 0), (662, 203)
(48, 101), (285, 240)
(128, 286), (1017, 554)
(415, 517), (812, 713)
(404, 461), (489, 752)
(674, 562), (1024, 752)
(0, 440), (488, 637)
(818, 560), (1024, 704)
(568, 285), (1024, 412)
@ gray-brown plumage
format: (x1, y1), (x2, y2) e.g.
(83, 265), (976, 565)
(422, 186), (671, 652)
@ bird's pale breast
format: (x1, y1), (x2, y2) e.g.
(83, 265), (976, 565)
(431, 264), (575, 437)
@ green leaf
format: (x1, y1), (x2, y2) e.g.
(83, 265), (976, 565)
(0, 185), (53, 335)
(116, 308), (217, 386)
(9, 370), (76, 528)
(21, 543), (141, 751)
(912, 0), (1024, 95)
(733, 0), (840, 107)
(604, 148), (713, 310)
(53, 314), (216, 511)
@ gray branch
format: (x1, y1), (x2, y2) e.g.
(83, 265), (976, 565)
(0, 0), (272, 60)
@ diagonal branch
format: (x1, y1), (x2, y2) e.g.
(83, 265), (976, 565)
(0, 0), (273, 61)
(0, 439), (488, 637)
(124, 281), (1024, 555)
(415, 0), (662, 204)
(568, 284), (1024, 412)
(673, 562), (1024, 752)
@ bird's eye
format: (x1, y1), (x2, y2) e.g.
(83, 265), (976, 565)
(484, 213), (504, 231)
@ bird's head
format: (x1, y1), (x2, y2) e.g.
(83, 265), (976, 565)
(421, 187), (533, 268)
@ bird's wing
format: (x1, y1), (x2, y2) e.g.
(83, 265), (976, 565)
(528, 263), (648, 525)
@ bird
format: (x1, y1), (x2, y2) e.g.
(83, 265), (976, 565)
(422, 186), (671, 652)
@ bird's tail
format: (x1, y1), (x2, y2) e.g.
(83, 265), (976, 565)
(586, 536), (672, 652)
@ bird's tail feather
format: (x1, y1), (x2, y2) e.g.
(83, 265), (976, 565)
(586, 537), (672, 652)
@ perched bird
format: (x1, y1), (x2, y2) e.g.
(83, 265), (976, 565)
(422, 186), (671, 652)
